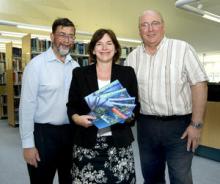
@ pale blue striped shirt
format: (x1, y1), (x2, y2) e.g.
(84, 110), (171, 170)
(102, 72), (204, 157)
(19, 47), (79, 148)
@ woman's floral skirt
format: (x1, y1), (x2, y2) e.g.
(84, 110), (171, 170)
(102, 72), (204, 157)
(71, 136), (136, 184)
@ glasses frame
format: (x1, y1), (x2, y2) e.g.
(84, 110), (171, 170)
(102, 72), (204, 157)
(140, 21), (162, 29)
(55, 32), (76, 42)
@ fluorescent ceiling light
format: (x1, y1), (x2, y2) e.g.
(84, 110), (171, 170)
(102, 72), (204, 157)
(17, 24), (51, 32)
(0, 29), (141, 44)
(0, 31), (51, 41)
(31, 34), (50, 40)
(203, 13), (220, 23)
(118, 37), (141, 43)
(0, 44), (5, 48)
(175, 0), (220, 24)
(0, 20), (140, 44)
(175, 0), (198, 7)
(80, 39), (90, 43)
(0, 46), (6, 52)
(0, 38), (21, 44)
(0, 31), (26, 38)
(0, 19), (51, 32)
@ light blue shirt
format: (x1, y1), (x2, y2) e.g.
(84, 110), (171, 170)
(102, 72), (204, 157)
(19, 47), (79, 148)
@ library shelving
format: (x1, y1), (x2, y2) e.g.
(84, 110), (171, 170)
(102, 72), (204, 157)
(5, 33), (50, 126)
(5, 42), (22, 126)
(71, 42), (89, 66)
(0, 52), (7, 119)
(119, 46), (135, 65)
(3, 34), (37, 126)
(22, 34), (51, 65)
(0, 94), (7, 119)
(0, 52), (6, 85)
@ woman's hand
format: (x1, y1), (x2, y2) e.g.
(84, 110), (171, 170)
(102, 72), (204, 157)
(125, 117), (134, 123)
(125, 113), (135, 123)
(72, 114), (96, 128)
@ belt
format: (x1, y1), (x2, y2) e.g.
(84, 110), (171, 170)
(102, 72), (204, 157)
(140, 114), (191, 121)
(34, 123), (70, 128)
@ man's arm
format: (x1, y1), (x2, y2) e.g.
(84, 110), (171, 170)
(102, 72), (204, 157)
(191, 81), (208, 123)
(181, 81), (208, 152)
(19, 62), (40, 167)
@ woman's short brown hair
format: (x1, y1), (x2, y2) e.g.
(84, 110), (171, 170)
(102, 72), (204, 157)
(88, 29), (121, 63)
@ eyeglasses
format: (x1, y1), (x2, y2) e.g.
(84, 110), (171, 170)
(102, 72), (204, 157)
(140, 21), (162, 29)
(55, 32), (76, 41)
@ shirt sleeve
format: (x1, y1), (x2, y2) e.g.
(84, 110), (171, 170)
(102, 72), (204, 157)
(19, 61), (39, 148)
(184, 43), (209, 85)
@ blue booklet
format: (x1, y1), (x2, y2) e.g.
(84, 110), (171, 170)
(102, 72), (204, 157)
(85, 80), (123, 110)
(90, 106), (127, 129)
(108, 102), (136, 119)
(108, 97), (135, 104)
(85, 80), (136, 129)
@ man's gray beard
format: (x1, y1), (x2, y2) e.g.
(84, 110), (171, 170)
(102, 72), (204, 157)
(58, 47), (70, 56)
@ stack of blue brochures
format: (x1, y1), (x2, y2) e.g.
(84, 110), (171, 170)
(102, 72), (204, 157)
(85, 80), (136, 129)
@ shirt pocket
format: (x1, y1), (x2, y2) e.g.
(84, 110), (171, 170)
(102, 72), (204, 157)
(39, 82), (61, 94)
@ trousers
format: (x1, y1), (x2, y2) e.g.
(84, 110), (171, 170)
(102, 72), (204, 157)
(137, 114), (193, 184)
(27, 123), (73, 184)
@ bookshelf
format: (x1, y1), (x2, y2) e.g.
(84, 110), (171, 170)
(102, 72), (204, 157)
(71, 42), (89, 66)
(5, 43), (22, 126)
(4, 34), (51, 126)
(22, 34), (51, 63)
(0, 52), (7, 119)
(0, 52), (6, 84)
(119, 46), (135, 65)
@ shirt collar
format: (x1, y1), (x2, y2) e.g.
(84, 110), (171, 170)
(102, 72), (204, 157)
(141, 36), (167, 53)
(46, 47), (73, 64)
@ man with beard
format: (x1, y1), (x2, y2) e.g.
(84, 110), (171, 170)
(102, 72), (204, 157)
(19, 18), (79, 184)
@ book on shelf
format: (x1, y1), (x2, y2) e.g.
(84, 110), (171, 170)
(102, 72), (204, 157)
(13, 58), (22, 72)
(0, 53), (5, 61)
(73, 57), (89, 67)
(0, 73), (6, 85)
(31, 38), (51, 53)
(13, 72), (22, 84)
(2, 105), (7, 117)
(12, 47), (22, 58)
(73, 42), (88, 55)
(14, 85), (21, 96)
(14, 98), (20, 109)
(121, 47), (135, 58)
(0, 61), (6, 73)
(84, 80), (136, 129)
(0, 95), (7, 104)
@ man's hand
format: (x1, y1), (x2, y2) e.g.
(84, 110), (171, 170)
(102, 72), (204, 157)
(23, 147), (40, 168)
(181, 125), (202, 152)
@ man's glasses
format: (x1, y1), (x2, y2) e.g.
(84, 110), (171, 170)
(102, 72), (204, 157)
(140, 21), (162, 29)
(55, 32), (76, 42)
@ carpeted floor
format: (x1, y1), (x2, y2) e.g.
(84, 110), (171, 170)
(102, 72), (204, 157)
(0, 120), (219, 184)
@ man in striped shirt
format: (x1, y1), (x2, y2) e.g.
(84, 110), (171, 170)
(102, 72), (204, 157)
(125, 10), (208, 184)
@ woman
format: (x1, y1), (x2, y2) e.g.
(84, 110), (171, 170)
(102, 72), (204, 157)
(67, 28), (140, 183)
